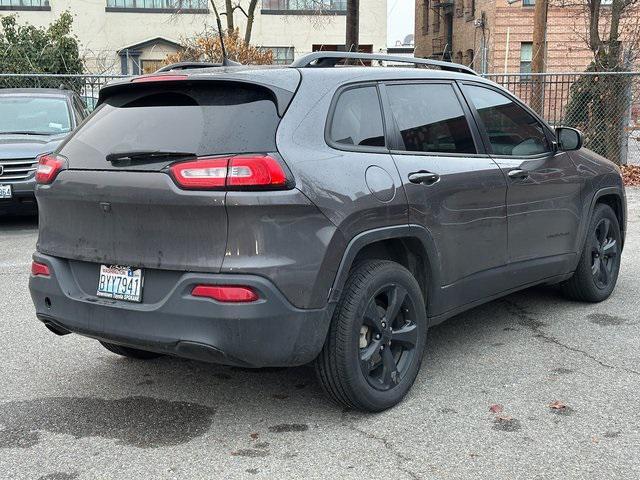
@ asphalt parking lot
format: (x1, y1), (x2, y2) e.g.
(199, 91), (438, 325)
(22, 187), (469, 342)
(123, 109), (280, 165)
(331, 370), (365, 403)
(1, 189), (638, 480)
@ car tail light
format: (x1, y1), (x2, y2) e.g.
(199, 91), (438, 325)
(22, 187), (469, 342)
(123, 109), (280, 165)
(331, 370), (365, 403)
(131, 74), (188, 83)
(31, 261), (50, 277)
(35, 154), (65, 185)
(169, 155), (288, 190)
(169, 157), (228, 189)
(227, 155), (288, 188)
(192, 285), (259, 303)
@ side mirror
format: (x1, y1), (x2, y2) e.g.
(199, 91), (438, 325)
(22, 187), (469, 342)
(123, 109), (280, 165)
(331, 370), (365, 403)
(556, 127), (583, 151)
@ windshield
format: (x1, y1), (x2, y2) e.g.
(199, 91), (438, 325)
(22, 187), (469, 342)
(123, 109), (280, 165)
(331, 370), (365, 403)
(0, 96), (72, 135)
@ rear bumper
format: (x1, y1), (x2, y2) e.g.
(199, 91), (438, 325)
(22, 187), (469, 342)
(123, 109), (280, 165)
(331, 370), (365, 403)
(29, 253), (331, 367)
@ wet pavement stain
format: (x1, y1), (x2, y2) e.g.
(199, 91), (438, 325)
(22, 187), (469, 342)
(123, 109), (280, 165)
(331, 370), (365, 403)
(587, 313), (628, 327)
(232, 449), (270, 458)
(246, 468), (260, 475)
(551, 367), (574, 375)
(268, 423), (309, 433)
(0, 396), (215, 449)
(213, 373), (232, 380)
(38, 473), (79, 480)
(492, 417), (521, 432)
(604, 430), (621, 438)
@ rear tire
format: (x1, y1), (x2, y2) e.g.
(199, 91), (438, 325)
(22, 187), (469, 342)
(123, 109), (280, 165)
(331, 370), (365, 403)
(100, 341), (162, 360)
(561, 203), (622, 302)
(315, 260), (427, 412)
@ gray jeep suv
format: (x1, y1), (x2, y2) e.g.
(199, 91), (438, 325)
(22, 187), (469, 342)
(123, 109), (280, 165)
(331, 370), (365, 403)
(29, 53), (626, 411)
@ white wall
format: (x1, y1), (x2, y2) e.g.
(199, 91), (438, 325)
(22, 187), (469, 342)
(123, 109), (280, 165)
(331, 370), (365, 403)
(0, 0), (387, 73)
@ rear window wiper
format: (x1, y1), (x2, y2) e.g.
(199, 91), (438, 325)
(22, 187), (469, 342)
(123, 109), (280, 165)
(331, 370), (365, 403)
(106, 150), (197, 164)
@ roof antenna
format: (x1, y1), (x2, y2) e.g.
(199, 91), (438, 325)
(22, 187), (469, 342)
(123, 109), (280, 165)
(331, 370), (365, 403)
(211, 2), (241, 67)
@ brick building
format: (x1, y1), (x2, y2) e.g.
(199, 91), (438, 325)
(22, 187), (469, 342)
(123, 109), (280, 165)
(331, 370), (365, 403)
(414, 0), (619, 74)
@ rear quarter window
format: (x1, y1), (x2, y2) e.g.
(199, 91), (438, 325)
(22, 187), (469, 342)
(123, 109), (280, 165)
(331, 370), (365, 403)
(328, 86), (386, 149)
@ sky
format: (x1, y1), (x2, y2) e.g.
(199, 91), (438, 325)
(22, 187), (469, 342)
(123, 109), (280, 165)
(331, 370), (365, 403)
(388, 0), (415, 47)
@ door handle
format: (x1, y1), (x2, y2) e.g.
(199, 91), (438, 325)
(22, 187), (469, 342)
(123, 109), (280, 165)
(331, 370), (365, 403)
(508, 169), (529, 180)
(408, 171), (440, 185)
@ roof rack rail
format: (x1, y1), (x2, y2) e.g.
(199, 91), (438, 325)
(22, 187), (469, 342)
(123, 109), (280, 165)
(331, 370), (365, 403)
(155, 60), (241, 73)
(290, 52), (477, 76)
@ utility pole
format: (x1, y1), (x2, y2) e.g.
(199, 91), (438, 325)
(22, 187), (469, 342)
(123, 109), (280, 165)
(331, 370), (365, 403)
(346, 0), (360, 53)
(531, 0), (549, 115)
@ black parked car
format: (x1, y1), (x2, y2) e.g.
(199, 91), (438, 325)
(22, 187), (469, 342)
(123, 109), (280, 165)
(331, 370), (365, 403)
(0, 88), (88, 215)
(29, 53), (626, 411)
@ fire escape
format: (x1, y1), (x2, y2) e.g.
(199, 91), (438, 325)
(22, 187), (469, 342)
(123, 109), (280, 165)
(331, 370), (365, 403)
(431, 0), (454, 62)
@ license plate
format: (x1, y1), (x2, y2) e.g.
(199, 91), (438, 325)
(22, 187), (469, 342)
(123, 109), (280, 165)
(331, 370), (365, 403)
(96, 265), (144, 302)
(0, 185), (11, 199)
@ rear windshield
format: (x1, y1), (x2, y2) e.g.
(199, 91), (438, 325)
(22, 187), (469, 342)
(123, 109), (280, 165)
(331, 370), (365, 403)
(0, 96), (71, 135)
(60, 83), (280, 170)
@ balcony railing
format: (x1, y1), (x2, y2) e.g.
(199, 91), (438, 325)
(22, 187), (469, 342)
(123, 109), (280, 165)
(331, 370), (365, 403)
(261, 0), (347, 14)
(106, 0), (208, 12)
(0, 0), (51, 10)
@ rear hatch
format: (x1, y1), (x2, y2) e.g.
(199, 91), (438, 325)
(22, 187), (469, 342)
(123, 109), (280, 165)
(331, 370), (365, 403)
(36, 73), (298, 273)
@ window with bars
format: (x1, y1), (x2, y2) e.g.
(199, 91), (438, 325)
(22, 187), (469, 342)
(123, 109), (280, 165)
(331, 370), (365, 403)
(0, 0), (50, 10)
(106, 0), (208, 12)
(261, 0), (347, 13)
(522, 0), (535, 6)
(260, 46), (295, 65)
(520, 42), (532, 78)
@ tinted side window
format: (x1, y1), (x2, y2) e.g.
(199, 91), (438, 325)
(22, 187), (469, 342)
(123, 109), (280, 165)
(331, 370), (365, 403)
(387, 83), (476, 154)
(330, 86), (385, 148)
(462, 84), (551, 156)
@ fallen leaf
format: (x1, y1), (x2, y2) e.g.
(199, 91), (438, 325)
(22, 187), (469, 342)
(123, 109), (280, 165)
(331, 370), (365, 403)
(489, 404), (504, 414)
(549, 400), (567, 410)
(250, 432), (259, 440)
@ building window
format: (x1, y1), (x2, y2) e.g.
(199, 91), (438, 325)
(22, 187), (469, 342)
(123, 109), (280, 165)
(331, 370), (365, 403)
(260, 46), (295, 65)
(261, 0), (347, 14)
(466, 0), (475, 20)
(422, 0), (430, 34)
(433, 7), (440, 33)
(520, 42), (532, 77)
(465, 49), (474, 69)
(106, 0), (209, 13)
(141, 59), (165, 74)
(523, 0), (535, 6)
(0, 0), (51, 11)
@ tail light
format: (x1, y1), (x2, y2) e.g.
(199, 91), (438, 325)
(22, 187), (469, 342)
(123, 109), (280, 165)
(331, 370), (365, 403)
(169, 155), (289, 190)
(131, 74), (188, 83)
(36, 154), (65, 185)
(192, 285), (259, 303)
(31, 261), (51, 277)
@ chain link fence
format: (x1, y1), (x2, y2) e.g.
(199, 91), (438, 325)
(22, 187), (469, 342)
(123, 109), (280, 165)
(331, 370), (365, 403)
(484, 72), (640, 165)
(0, 73), (128, 111)
(1, 71), (639, 165)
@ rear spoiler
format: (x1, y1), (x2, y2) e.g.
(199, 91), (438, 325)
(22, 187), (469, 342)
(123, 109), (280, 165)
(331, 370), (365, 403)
(97, 73), (300, 117)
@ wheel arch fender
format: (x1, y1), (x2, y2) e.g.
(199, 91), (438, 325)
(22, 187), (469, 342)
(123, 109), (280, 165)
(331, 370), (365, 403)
(578, 186), (627, 254)
(328, 225), (442, 316)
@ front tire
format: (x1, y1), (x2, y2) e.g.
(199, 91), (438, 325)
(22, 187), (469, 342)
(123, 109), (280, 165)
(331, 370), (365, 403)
(561, 203), (622, 302)
(315, 260), (427, 412)
(100, 341), (163, 360)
